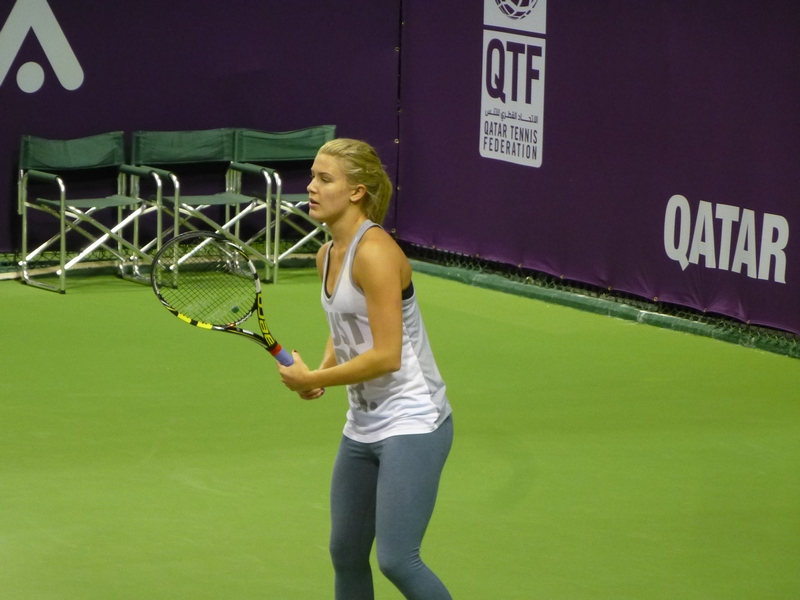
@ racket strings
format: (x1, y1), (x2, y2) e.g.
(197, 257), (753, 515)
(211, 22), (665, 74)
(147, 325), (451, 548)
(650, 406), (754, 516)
(153, 239), (256, 326)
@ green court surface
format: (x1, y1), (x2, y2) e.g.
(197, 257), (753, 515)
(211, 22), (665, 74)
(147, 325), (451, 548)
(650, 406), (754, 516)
(1, 270), (799, 599)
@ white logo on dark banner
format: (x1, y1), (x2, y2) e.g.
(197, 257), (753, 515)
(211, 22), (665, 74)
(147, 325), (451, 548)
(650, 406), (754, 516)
(0, 0), (84, 93)
(664, 195), (790, 284)
(480, 0), (546, 168)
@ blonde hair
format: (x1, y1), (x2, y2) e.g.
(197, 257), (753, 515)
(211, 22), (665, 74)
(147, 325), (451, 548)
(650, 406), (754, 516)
(318, 138), (393, 224)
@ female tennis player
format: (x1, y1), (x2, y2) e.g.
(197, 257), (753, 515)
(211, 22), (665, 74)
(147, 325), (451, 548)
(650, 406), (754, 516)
(277, 138), (453, 599)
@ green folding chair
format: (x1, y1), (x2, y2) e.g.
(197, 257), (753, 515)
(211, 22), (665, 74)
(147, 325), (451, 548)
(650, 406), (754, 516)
(131, 128), (277, 281)
(17, 132), (164, 293)
(234, 125), (335, 280)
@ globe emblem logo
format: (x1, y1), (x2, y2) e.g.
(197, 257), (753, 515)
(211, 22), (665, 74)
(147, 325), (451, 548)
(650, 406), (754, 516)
(494, 0), (538, 20)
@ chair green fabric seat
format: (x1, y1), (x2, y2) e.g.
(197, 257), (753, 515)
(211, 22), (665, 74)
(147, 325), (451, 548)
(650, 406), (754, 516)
(234, 126), (335, 162)
(35, 194), (136, 209)
(131, 128), (236, 164)
(21, 132), (126, 170)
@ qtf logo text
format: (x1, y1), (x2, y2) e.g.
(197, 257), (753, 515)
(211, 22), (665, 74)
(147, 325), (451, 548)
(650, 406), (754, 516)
(480, 0), (546, 168)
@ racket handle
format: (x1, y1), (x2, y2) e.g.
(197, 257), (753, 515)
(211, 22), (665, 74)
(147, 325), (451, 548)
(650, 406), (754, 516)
(272, 346), (294, 366)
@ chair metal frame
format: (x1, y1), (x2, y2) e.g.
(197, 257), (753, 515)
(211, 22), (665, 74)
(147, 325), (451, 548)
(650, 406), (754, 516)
(132, 129), (278, 281)
(17, 132), (164, 293)
(234, 126), (335, 281)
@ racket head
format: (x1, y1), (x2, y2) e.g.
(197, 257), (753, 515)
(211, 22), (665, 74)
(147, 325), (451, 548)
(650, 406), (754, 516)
(151, 231), (259, 327)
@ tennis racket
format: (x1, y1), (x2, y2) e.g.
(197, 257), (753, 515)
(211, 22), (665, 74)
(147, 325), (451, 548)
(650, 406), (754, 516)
(151, 230), (293, 366)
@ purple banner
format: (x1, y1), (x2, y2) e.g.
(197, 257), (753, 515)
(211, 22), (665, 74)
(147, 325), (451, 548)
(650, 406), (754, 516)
(4, 0), (799, 335)
(397, 0), (800, 334)
(0, 0), (400, 249)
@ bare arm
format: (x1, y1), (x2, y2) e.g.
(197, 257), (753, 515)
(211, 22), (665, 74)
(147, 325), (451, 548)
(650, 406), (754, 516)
(278, 228), (410, 393)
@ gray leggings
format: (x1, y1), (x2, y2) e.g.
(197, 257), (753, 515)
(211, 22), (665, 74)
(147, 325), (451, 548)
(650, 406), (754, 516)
(329, 416), (453, 600)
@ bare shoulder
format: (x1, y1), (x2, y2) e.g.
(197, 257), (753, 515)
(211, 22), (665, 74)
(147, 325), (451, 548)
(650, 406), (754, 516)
(353, 227), (411, 288)
(357, 226), (409, 268)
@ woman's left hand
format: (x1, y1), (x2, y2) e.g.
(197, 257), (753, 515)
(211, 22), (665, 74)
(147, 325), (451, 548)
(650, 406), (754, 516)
(277, 350), (324, 398)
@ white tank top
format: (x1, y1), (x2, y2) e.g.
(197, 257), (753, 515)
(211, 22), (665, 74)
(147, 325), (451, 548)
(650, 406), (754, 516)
(322, 220), (451, 443)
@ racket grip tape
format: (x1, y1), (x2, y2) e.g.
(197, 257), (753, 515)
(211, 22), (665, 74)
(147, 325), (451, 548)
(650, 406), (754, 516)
(271, 345), (294, 366)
